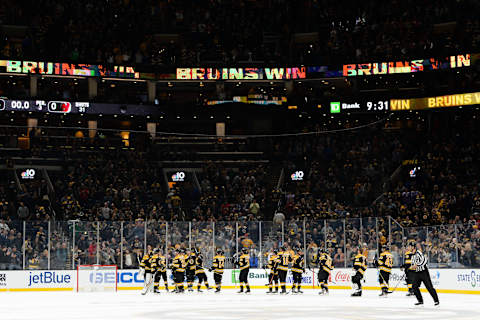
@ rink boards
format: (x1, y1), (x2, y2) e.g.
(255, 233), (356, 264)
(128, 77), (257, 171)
(1, 268), (479, 294)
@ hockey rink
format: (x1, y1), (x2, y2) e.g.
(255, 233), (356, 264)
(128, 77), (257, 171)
(1, 290), (479, 320)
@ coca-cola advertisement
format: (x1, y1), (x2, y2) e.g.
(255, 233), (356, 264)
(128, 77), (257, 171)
(330, 270), (352, 283)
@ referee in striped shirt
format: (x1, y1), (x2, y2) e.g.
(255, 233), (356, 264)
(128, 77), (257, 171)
(408, 240), (439, 306)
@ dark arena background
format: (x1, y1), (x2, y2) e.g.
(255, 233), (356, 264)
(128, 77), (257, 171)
(0, 1), (480, 319)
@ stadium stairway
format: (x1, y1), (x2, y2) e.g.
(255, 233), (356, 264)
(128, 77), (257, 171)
(263, 165), (283, 220)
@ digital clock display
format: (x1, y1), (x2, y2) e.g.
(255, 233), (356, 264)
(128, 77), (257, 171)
(366, 101), (389, 111)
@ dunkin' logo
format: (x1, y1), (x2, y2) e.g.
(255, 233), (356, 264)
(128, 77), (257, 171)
(334, 272), (351, 282)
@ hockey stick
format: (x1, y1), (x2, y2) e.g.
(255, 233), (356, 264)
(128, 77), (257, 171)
(288, 270), (295, 293)
(389, 273), (406, 294)
(378, 270), (388, 286)
(263, 267), (271, 286)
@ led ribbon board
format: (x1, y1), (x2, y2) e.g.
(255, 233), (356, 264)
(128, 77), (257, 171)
(390, 92), (480, 111)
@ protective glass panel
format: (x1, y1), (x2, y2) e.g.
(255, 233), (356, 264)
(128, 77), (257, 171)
(305, 220), (326, 267)
(98, 221), (122, 266)
(237, 221), (260, 268)
(146, 220), (167, 265)
(0, 220), (23, 270)
(50, 221), (72, 270)
(389, 217), (404, 267)
(25, 221), (48, 269)
(167, 222), (189, 264)
(362, 217), (379, 266)
(326, 219), (345, 268)
(214, 222), (236, 269)
(404, 226), (428, 263)
(427, 225), (456, 268)
(191, 222), (214, 268)
(456, 223), (479, 268)
(122, 220), (145, 268)
(345, 218), (361, 267)
(260, 221), (283, 267)
(73, 221), (98, 268)
(284, 220), (303, 249)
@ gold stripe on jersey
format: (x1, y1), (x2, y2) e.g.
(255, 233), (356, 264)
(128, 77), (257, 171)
(277, 251), (290, 271)
(140, 254), (152, 271)
(239, 254), (250, 270)
(149, 254), (167, 272)
(404, 251), (415, 270)
(291, 254), (304, 273)
(195, 254), (206, 274)
(186, 253), (197, 271)
(267, 254), (280, 274)
(172, 254), (185, 272)
(378, 251), (393, 273)
(213, 255), (226, 274)
(353, 254), (367, 275)
(320, 253), (334, 273)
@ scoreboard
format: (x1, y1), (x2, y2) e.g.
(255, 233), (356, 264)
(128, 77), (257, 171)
(1, 92), (479, 116)
(0, 99), (89, 113)
(0, 99), (161, 116)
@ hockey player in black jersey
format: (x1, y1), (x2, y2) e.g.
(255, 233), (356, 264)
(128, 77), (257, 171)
(314, 248), (333, 295)
(265, 249), (280, 294)
(277, 246), (291, 294)
(351, 247), (367, 297)
(374, 245), (393, 296)
(185, 249), (197, 292)
(140, 248), (154, 295)
(403, 243), (415, 296)
(170, 248), (186, 293)
(211, 249), (226, 293)
(235, 247), (251, 293)
(291, 247), (305, 294)
(150, 248), (169, 293)
(194, 247), (211, 292)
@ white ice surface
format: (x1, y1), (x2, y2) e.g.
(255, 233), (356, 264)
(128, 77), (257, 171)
(1, 290), (479, 320)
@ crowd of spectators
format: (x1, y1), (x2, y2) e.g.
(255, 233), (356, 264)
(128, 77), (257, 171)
(1, 0), (479, 66)
(1, 114), (480, 269)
